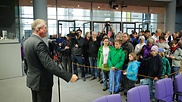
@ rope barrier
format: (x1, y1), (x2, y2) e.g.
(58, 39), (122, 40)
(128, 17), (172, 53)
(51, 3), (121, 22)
(72, 62), (181, 79)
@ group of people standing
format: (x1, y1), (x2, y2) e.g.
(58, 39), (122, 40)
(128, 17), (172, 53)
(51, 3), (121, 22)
(52, 27), (182, 100)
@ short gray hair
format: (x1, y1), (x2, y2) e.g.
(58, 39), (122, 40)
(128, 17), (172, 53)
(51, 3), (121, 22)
(31, 19), (46, 32)
(147, 38), (154, 44)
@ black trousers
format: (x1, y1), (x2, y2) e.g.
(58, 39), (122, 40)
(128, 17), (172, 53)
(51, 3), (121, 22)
(31, 89), (52, 102)
(62, 56), (72, 72)
(123, 75), (135, 93)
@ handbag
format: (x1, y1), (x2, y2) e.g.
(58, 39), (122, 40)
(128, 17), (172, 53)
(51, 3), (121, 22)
(102, 63), (110, 72)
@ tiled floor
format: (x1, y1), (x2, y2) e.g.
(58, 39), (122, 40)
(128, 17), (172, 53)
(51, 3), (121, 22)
(0, 75), (126, 102)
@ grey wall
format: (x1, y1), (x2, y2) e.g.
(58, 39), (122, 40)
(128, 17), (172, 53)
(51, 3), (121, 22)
(0, 43), (22, 79)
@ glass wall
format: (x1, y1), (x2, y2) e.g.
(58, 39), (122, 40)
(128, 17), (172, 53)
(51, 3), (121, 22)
(18, 1), (165, 37)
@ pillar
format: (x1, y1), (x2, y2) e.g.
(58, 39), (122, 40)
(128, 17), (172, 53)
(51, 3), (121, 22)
(33, 0), (48, 45)
(165, 0), (176, 33)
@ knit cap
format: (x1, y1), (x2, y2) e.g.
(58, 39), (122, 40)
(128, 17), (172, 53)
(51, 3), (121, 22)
(151, 46), (158, 52)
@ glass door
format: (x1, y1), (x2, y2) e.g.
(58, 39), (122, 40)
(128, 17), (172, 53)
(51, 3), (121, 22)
(93, 21), (121, 35)
(83, 21), (91, 36)
(57, 20), (76, 37)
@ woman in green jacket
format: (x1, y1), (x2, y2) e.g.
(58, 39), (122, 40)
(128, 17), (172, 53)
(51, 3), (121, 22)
(97, 37), (113, 91)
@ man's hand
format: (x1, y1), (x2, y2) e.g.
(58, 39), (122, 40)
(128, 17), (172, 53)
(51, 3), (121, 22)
(170, 56), (175, 59)
(154, 77), (158, 80)
(111, 67), (115, 71)
(164, 75), (168, 78)
(65, 46), (69, 49)
(70, 74), (78, 82)
(75, 44), (78, 48)
(59, 43), (62, 46)
(93, 38), (96, 41)
(123, 72), (127, 75)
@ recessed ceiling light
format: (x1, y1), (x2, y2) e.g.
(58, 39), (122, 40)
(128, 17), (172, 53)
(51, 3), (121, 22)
(77, 5), (80, 7)
(98, 6), (100, 8)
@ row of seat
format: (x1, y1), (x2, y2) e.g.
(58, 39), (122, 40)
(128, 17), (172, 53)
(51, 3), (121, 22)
(93, 74), (182, 102)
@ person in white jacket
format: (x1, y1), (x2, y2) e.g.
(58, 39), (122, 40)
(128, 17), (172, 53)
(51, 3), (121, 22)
(134, 36), (146, 55)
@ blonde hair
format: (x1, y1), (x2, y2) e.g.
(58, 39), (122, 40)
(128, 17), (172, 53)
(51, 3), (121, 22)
(114, 39), (122, 44)
(158, 52), (164, 57)
(129, 52), (138, 61)
(31, 19), (46, 32)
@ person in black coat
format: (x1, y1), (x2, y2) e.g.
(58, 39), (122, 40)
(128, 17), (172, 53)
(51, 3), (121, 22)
(24, 19), (78, 102)
(87, 31), (100, 80)
(146, 45), (163, 98)
(70, 29), (86, 81)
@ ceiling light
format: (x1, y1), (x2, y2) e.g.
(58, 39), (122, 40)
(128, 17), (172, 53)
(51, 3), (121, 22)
(98, 6), (100, 9)
(77, 5), (80, 7)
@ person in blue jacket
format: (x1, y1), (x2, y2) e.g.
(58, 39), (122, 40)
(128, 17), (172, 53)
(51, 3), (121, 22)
(123, 52), (140, 96)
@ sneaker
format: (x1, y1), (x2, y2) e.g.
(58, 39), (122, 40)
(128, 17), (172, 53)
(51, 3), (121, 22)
(90, 77), (96, 80)
(124, 92), (127, 96)
(82, 77), (86, 82)
(99, 80), (103, 84)
(97, 78), (101, 82)
(103, 88), (108, 91)
(114, 91), (119, 94)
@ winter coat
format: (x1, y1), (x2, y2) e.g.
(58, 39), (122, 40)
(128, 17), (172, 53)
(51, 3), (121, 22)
(108, 48), (125, 70)
(97, 46), (113, 71)
(126, 60), (140, 81)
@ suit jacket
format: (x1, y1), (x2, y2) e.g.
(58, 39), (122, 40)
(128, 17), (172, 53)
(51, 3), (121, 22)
(24, 34), (72, 91)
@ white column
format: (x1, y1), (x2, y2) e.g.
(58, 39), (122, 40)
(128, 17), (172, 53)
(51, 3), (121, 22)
(165, 0), (176, 33)
(33, 0), (48, 45)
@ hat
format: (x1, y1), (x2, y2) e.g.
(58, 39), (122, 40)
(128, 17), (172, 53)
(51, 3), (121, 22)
(151, 46), (158, 52)
(158, 48), (164, 52)
(139, 36), (145, 40)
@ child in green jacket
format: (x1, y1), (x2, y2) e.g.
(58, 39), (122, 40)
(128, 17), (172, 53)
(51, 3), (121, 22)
(158, 48), (171, 78)
(108, 40), (125, 94)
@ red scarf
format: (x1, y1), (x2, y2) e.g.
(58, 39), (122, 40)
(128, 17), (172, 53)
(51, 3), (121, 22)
(170, 46), (178, 54)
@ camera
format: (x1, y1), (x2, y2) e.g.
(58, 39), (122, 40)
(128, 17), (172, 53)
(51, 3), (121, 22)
(105, 22), (111, 26)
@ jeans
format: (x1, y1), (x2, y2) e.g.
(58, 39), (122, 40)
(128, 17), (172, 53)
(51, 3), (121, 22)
(148, 78), (157, 98)
(89, 57), (97, 77)
(109, 69), (122, 93)
(71, 55), (85, 78)
(172, 66), (180, 77)
(102, 71), (109, 89)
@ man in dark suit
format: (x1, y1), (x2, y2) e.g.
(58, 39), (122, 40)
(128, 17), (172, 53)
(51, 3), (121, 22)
(24, 19), (78, 102)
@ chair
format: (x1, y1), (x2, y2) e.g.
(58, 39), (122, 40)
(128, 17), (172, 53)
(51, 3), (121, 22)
(155, 78), (173, 102)
(174, 74), (182, 102)
(127, 85), (150, 102)
(92, 94), (121, 102)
